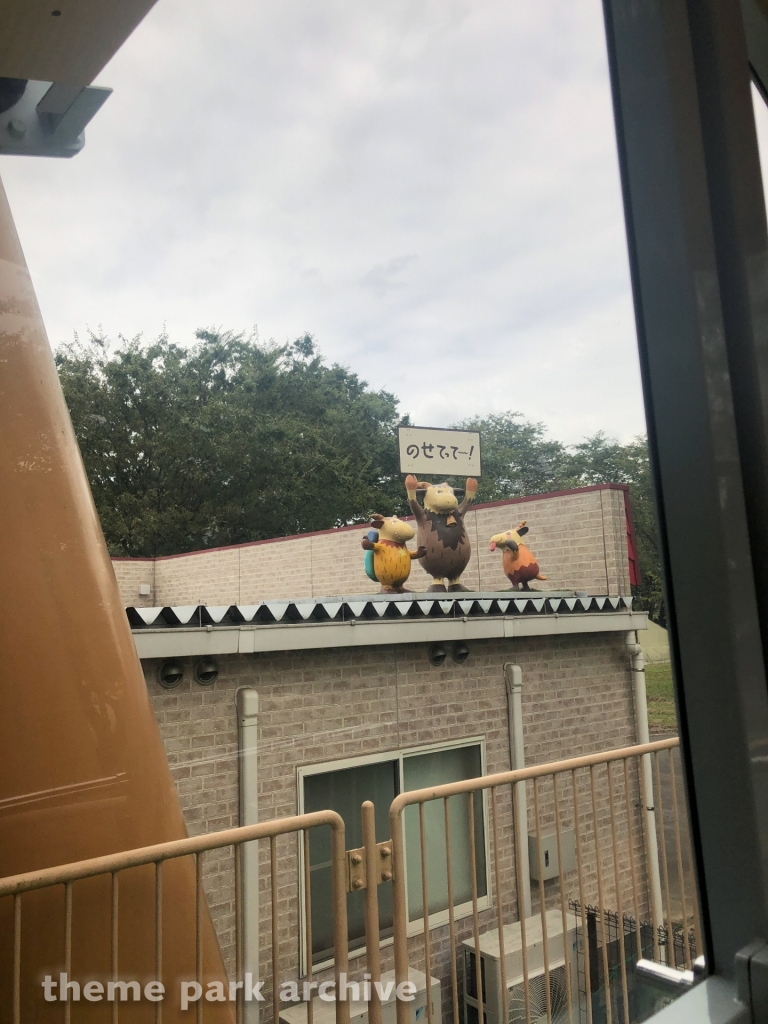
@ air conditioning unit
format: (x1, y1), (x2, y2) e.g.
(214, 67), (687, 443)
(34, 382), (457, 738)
(279, 967), (440, 1024)
(461, 909), (579, 1024)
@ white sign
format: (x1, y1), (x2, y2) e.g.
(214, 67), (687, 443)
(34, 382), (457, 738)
(398, 426), (482, 477)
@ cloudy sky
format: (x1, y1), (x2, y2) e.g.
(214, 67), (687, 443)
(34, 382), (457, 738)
(2, 0), (650, 444)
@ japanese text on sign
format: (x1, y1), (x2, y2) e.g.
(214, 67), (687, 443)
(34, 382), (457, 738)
(397, 426), (482, 477)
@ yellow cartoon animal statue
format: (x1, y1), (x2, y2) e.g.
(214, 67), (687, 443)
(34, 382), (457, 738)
(489, 520), (548, 591)
(405, 474), (478, 592)
(361, 514), (426, 593)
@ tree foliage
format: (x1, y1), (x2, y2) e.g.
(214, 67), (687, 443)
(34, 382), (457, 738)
(569, 432), (664, 625)
(57, 331), (664, 622)
(449, 412), (573, 500)
(56, 329), (407, 557)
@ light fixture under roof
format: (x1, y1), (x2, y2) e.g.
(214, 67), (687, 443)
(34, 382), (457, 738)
(194, 659), (219, 687)
(157, 660), (184, 689)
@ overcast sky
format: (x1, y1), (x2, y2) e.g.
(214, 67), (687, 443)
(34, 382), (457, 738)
(1, 0), (650, 444)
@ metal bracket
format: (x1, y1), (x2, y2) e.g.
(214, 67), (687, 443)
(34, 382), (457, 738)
(635, 958), (696, 990)
(0, 80), (111, 158)
(736, 939), (768, 1020)
(346, 841), (393, 892)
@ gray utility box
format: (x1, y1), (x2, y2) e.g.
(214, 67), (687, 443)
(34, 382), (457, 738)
(528, 829), (576, 881)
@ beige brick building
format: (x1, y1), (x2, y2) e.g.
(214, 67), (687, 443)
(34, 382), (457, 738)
(117, 484), (659, 1021)
(112, 484), (635, 609)
(139, 628), (650, 1021)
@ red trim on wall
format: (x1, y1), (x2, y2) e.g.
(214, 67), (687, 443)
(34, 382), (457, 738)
(110, 482), (631, 563)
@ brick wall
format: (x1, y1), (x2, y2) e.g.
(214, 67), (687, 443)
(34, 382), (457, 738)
(118, 485), (632, 607)
(112, 558), (155, 607)
(143, 629), (649, 1017)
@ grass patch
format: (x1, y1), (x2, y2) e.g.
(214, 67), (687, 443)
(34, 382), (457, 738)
(645, 661), (677, 733)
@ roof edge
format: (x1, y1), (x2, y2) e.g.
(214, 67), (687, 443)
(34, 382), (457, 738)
(132, 608), (648, 659)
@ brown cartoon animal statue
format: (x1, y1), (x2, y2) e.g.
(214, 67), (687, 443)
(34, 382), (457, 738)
(489, 520), (548, 591)
(361, 514), (426, 593)
(405, 474), (478, 591)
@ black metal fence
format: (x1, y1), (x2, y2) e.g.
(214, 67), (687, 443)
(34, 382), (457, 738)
(569, 900), (696, 1024)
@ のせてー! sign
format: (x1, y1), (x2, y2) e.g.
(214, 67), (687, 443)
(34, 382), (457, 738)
(397, 426), (481, 477)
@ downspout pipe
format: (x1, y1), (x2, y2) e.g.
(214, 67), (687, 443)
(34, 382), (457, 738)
(504, 663), (532, 919)
(626, 632), (664, 927)
(237, 688), (260, 1024)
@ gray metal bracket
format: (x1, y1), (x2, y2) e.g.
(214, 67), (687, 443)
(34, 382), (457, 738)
(0, 80), (111, 158)
(736, 940), (768, 1022)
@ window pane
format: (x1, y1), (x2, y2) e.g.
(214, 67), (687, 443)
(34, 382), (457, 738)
(303, 759), (397, 962)
(403, 745), (487, 919)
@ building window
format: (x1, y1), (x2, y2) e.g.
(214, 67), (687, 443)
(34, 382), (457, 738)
(298, 739), (488, 968)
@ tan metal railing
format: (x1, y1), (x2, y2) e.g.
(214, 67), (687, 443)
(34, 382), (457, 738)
(0, 812), (350, 1024)
(387, 737), (700, 1024)
(1, 739), (699, 1024)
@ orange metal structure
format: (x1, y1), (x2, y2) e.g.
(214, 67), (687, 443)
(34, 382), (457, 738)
(0, 177), (232, 1022)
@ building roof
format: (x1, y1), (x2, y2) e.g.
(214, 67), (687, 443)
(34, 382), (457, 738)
(128, 591), (646, 659)
(0, 0), (158, 85)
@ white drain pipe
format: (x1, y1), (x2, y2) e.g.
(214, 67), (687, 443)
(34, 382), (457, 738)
(626, 632), (664, 927)
(504, 663), (532, 919)
(237, 688), (260, 1024)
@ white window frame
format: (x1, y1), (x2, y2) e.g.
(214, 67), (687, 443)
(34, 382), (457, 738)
(297, 735), (490, 974)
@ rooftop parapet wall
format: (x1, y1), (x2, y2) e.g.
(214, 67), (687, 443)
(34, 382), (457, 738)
(112, 484), (634, 607)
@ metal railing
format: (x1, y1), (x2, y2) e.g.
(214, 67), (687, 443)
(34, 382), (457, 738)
(387, 736), (700, 1024)
(0, 812), (350, 1024)
(1, 738), (698, 1024)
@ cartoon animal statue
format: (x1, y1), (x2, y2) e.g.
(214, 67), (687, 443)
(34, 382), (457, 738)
(405, 475), (478, 591)
(489, 520), (548, 591)
(361, 514), (426, 593)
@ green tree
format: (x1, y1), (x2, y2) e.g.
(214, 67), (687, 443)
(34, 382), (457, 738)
(568, 432), (664, 624)
(56, 329), (407, 557)
(58, 335), (665, 620)
(449, 412), (574, 500)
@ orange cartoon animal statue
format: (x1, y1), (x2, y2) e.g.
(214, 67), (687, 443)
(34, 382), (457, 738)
(489, 520), (548, 591)
(361, 514), (426, 593)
